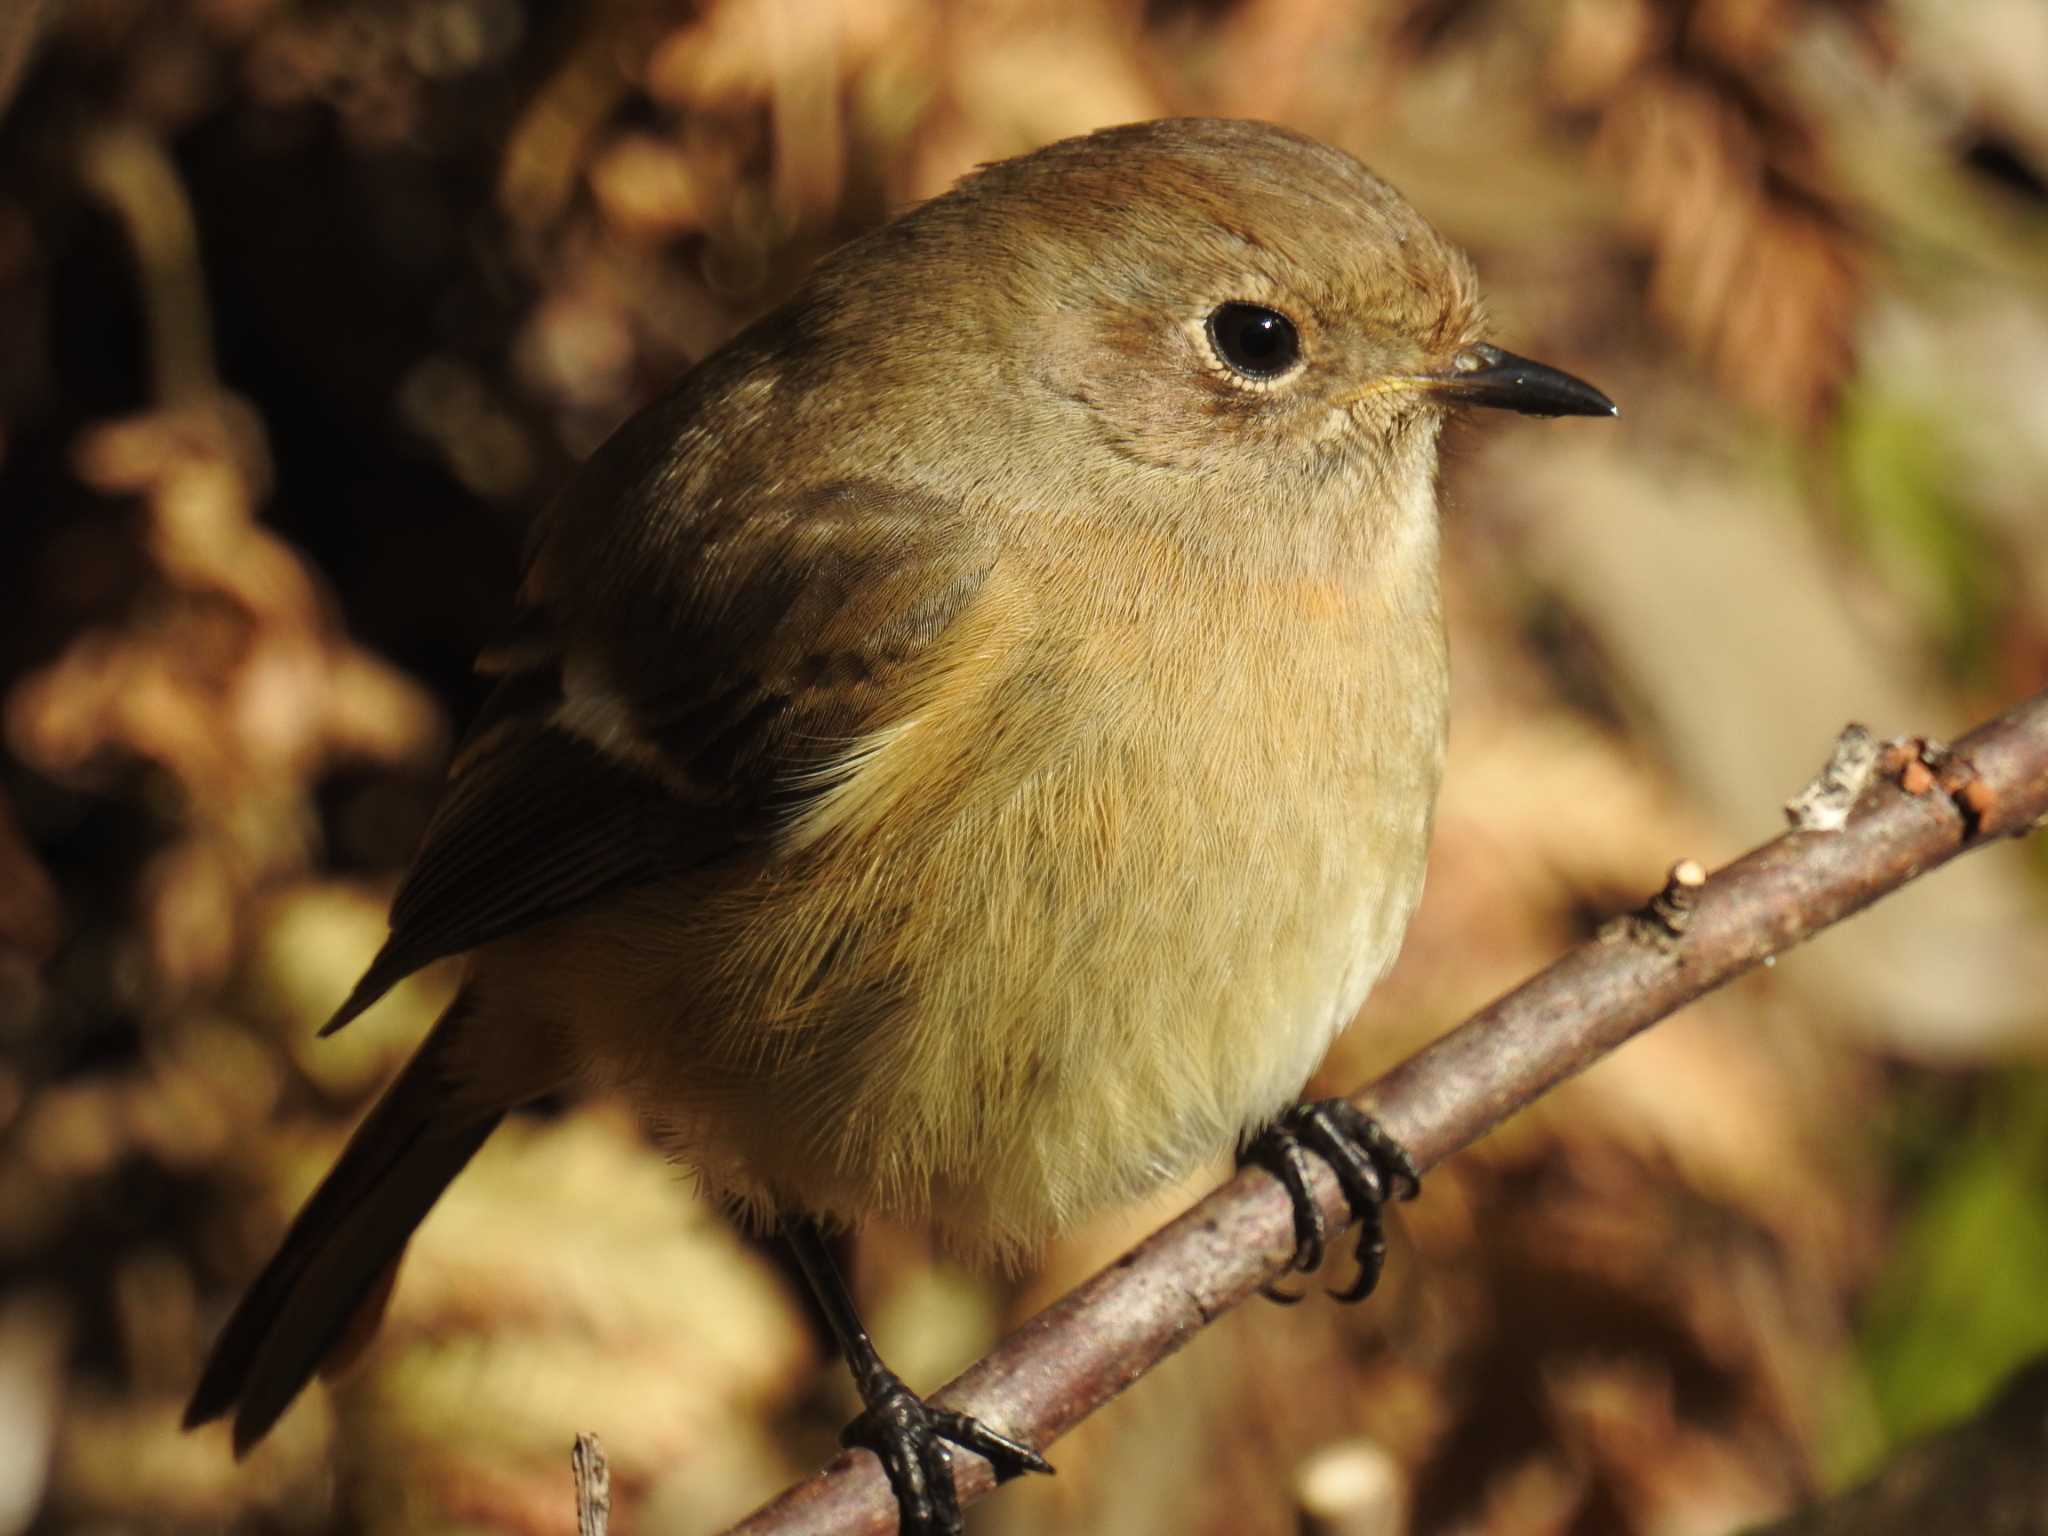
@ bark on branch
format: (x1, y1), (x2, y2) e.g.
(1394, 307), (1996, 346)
(720, 689), (2048, 1536)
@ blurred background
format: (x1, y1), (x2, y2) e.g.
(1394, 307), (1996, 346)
(1, 1), (2045, 1532)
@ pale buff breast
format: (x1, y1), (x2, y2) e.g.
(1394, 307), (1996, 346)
(472, 540), (1446, 1262)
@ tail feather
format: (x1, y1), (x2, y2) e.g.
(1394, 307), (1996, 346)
(186, 999), (502, 1452)
(316, 943), (411, 1038)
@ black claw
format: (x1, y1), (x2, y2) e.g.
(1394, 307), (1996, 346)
(844, 1381), (956, 1535)
(782, 1217), (1051, 1536)
(1327, 1216), (1387, 1304)
(1245, 1124), (1329, 1272)
(926, 1406), (1054, 1480)
(1240, 1099), (1420, 1305)
(843, 1375), (1050, 1535)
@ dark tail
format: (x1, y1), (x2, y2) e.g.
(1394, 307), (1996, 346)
(185, 996), (503, 1454)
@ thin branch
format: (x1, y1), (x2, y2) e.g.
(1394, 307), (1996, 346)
(573, 1433), (611, 1536)
(723, 690), (2048, 1536)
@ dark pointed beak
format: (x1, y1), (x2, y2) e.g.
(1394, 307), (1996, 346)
(1427, 344), (1617, 419)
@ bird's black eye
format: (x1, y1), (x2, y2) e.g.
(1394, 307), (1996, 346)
(1206, 303), (1301, 381)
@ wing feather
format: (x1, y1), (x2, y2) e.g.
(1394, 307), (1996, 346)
(321, 478), (995, 1035)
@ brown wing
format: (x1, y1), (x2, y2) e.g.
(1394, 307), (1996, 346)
(321, 478), (996, 1035)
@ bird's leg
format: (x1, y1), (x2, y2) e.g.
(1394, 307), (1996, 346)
(1240, 1099), (1421, 1304)
(781, 1217), (1051, 1536)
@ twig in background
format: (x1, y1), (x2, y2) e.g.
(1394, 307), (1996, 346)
(572, 1432), (610, 1536)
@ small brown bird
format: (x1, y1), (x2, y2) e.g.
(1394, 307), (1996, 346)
(186, 118), (1612, 1533)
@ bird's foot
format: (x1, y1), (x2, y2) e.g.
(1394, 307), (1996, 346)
(1242, 1098), (1420, 1304)
(841, 1370), (1052, 1536)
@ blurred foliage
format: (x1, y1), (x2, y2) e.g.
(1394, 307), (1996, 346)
(0, 1), (2044, 1534)
(1856, 1071), (2048, 1462)
(1836, 388), (2007, 686)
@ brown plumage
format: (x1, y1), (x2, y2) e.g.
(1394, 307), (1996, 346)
(186, 119), (1612, 1507)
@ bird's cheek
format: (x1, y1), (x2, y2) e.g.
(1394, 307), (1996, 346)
(1029, 309), (1102, 403)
